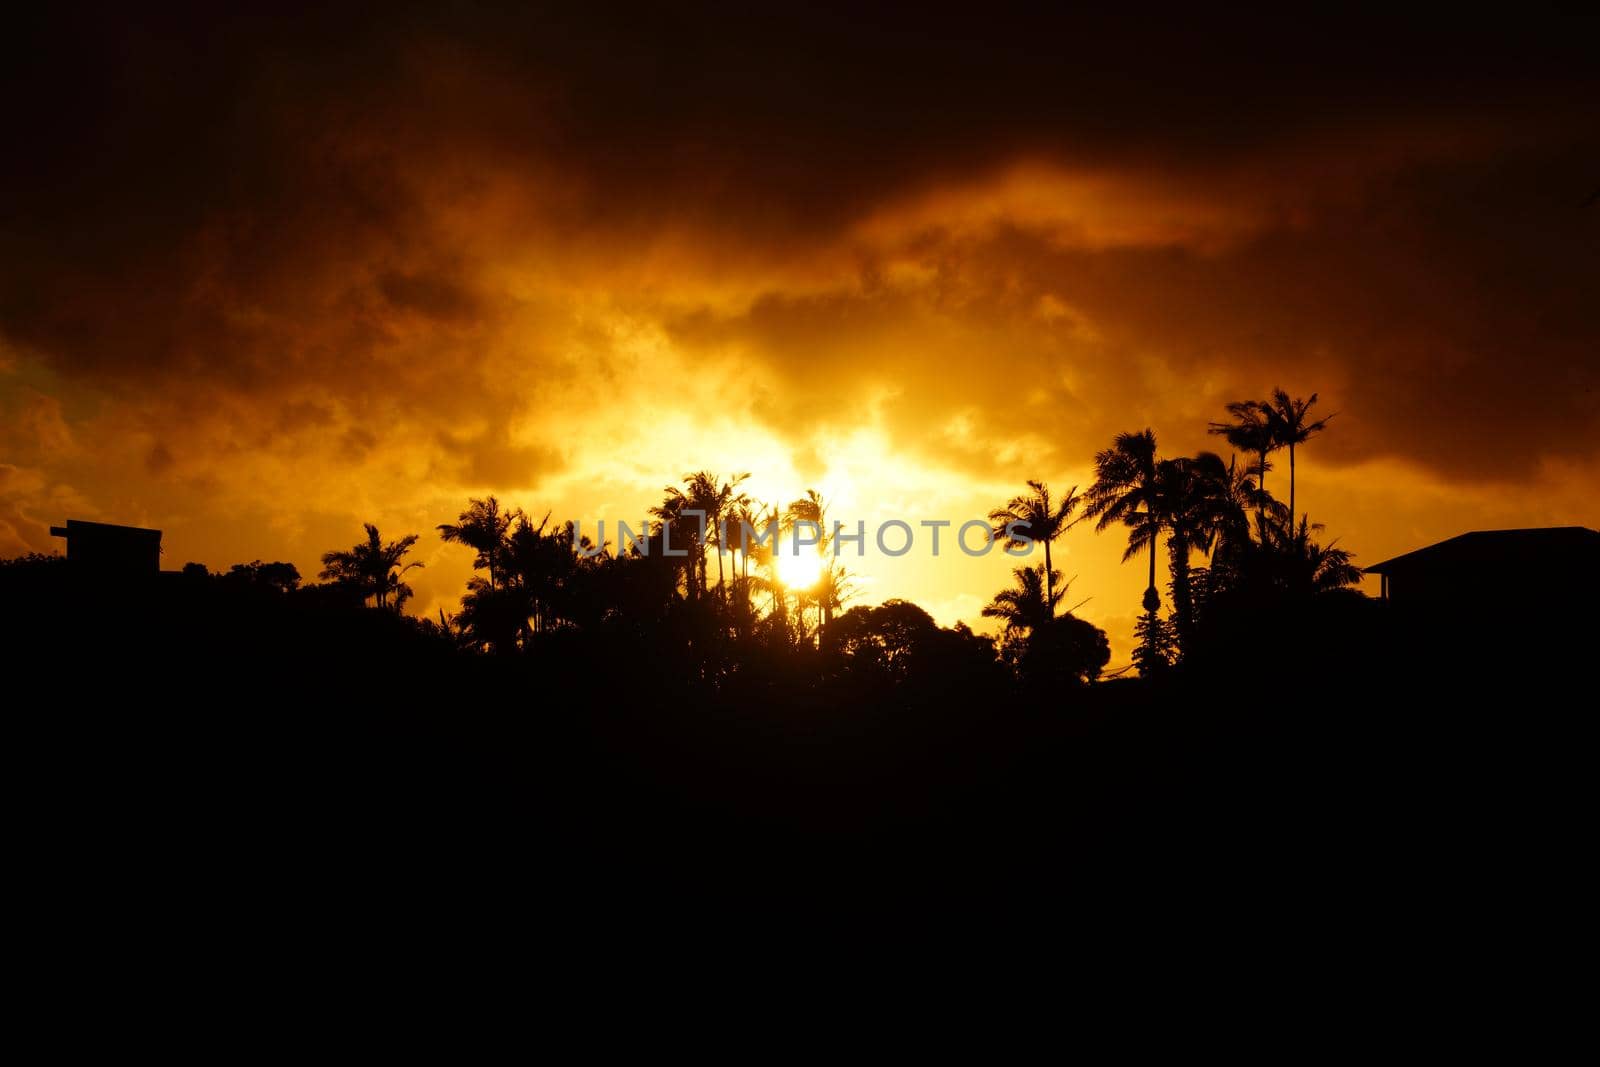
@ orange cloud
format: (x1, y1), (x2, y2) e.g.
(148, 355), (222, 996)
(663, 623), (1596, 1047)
(2, 7), (1595, 659)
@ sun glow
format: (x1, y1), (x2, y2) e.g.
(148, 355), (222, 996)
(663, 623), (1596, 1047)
(776, 549), (824, 589)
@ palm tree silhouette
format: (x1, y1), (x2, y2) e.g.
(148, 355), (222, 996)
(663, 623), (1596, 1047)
(786, 489), (832, 636)
(989, 480), (1081, 614)
(1260, 389), (1332, 526)
(455, 579), (528, 653)
(746, 501), (789, 634)
(1208, 401), (1277, 525)
(1155, 452), (1233, 656)
(727, 500), (764, 613)
(786, 489), (830, 555)
(437, 496), (514, 589)
(816, 559), (856, 635)
(982, 563), (1064, 638)
(1219, 453), (1281, 536)
(1085, 429), (1164, 614)
(319, 523), (423, 611)
(1258, 513), (1363, 595)
(503, 509), (561, 634)
(650, 485), (703, 600)
(686, 470), (750, 604)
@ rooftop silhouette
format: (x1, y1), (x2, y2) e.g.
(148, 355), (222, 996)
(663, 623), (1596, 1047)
(1366, 526), (1599, 608)
(49, 519), (162, 574)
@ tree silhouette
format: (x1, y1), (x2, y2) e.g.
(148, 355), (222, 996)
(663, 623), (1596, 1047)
(271, 391), (1367, 695)
(816, 559), (857, 636)
(650, 485), (704, 601)
(1257, 513), (1363, 596)
(223, 560), (302, 594)
(1154, 452), (1235, 657)
(1085, 429), (1164, 614)
(745, 501), (788, 634)
(437, 496), (513, 590)
(824, 599), (938, 682)
(1020, 614), (1112, 687)
(787, 489), (832, 637)
(982, 563), (1063, 639)
(787, 489), (830, 553)
(989, 480), (1081, 613)
(1208, 401), (1277, 526)
(319, 524), (422, 611)
(727, 500), (762, 617)
(1132, 610), (1177, 677)
(983, 565), (1109, 686)
(455, 578), (528, 653)
(502, 510), (555, 635)
(686, 470), (750, 605)
(1217, 453), (1283, 547)
(1260, 389), (1332, 526)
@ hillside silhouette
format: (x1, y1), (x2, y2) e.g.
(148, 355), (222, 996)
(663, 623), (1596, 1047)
(6, 392), (1594, 936)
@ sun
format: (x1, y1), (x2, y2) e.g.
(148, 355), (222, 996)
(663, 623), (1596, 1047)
(776, 549), (824, 589)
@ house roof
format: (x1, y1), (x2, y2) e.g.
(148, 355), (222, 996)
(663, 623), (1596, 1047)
(50, 519), (162, 540)
(1364, 526), (1600, 574)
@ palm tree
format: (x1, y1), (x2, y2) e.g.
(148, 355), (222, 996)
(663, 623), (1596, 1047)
(786, 489), (830, 557)
(786, 489), (831, 635)
(815, 559), (857, 636)
(503, 510), (561, 634)
(1205, 454), (1251, 555)
(437, 496), (513, 590)
(720, 503), (764, 637)
(1208, 401), (1277, 525)
(319, 523), (423, 611)
(1260, 389), (1332, 526)
(686, 470), (750, 604)
(746, 501), (788, 632)
(728, 501), (761, 612)
(1259, 514), (1363, 596)
(1084, 429), (1164, 614)
(1221, 453), (1282, 539)
(982, 564), (1064, 638)
(1196, 454), (1284, 625)
(989, 480), (1081, 613)
(1156, 452), (1234, 656)
(455, 578), (529, 654)
(650, 485), (702, 600)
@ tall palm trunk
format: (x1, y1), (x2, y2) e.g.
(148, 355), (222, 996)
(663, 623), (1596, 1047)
(1148, 534), (1156, 596)
(1288, 442), (1296, 525)
(685, 537), (699, 602)
(1257, 449), (1268, 528)
(1143, 511), (1160, 613)
(1043, 538), (1054, 615)
(714, 521), (725, 602)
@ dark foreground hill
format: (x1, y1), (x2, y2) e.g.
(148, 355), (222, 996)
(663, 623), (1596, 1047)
(4, 561), (1586, 956)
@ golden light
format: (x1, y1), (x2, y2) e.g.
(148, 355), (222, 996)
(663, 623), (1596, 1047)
(776, 549), (824, 589)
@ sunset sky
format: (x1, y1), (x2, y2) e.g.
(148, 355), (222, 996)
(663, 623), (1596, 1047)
(3, 6), (1596, 666)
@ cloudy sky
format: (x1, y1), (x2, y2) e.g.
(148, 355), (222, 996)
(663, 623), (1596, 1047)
(3, 5), (1596, 664)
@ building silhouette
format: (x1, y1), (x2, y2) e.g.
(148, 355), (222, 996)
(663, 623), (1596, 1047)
(49, 519), (163, 574)
(1366, 526), (1598, 617)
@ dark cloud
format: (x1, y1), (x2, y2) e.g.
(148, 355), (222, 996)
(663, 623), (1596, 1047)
(0, 3), (1595, 550)
(379, 270), (483, 323)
